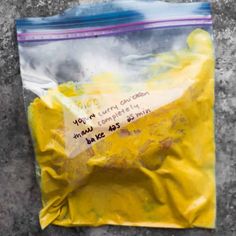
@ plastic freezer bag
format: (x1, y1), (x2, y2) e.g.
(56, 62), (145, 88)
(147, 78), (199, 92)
(16, 0), (216, 229)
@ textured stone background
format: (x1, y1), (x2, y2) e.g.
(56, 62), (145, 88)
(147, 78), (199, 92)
(0, 0), (235, 236)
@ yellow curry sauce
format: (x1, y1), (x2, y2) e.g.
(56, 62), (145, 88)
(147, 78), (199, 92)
(28, 29), (215, 229)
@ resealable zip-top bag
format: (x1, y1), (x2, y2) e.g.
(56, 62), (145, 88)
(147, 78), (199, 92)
(16, 0), (216, 229)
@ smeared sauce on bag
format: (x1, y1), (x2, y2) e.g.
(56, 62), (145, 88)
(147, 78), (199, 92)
(28, 29), (215, 229)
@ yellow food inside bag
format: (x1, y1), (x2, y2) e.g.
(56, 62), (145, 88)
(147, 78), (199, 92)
(28, 29), (216, 229)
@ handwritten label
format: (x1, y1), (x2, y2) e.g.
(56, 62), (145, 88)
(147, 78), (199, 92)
(64, 82), (193, 158)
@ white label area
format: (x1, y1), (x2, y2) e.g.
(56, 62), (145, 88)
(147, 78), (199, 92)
(63, 82), (192, 158)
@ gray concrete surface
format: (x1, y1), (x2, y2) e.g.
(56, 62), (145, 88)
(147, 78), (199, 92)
(0, 0), (235, 235)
